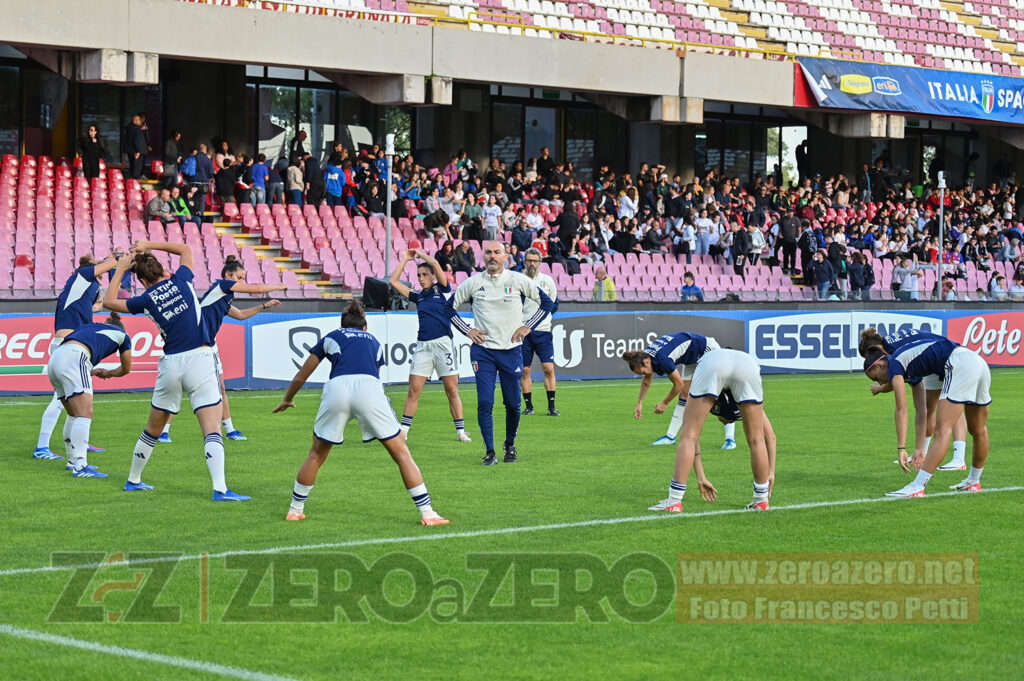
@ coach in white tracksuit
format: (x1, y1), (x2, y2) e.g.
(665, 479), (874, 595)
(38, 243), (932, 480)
(448, 241), (554, 465)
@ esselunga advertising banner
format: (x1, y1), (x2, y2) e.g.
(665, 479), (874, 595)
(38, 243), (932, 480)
(798, 56), (1024, 125)
(946, 311), (1024, 367)
(748, 311), (945, 373)
(0, 314), (246, 394)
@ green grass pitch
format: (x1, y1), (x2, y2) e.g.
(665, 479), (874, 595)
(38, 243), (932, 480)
(1, 370), (1023, 681)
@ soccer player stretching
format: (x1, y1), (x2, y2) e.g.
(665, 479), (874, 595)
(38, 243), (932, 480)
(104, 242), (249, 501)
(632, 348), (774, 511)
(46, 312), (133, 477)
(859, 327), (969, 471)
(862, 331), (990, 497)
(33, 253), (118, 460)
(389, 248), (470, 442)
(273, 301), (448, 525)
(519, 248), (560, 416)
(622, 332), (736, 449)
(447, 241), (554, 466)
(158, 256), (286, 442)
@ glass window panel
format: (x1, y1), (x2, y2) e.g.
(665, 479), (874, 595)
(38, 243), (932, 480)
(0, 67), (21, 155)
(79, 84), (122, 160)
(300, 88), (336, 165)
(723, 120), (749, 182)
(491, 102), (522, 165)
(565, 108), (595, 182)
(258, 85), (296, 162)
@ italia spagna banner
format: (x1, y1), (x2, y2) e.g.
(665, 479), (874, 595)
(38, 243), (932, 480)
(798, 56), (1024, 125)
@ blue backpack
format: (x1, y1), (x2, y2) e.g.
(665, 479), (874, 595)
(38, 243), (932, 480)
(180, 154), (197, 177)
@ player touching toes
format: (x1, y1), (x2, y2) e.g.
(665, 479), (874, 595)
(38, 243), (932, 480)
(273, 300), (448, 526)
(159, 255), (287, 443)
(859, 327), (969, 470)
(643, 348), (773, 512)
(104, 242), (249, 501)
(46, 312), (133, 478)
(621, 332), (736, 448)
(862, 332), (991, 498)
(389, 249), (470, 442)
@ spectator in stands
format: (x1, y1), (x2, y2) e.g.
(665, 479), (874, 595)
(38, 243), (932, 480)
(693, 208), (712, 256)
(848, 252), (873, 302)
(795, 140), (809, 185)
(481, 194), (502, 242)
(748, 222), (767, 266)
(233, 154), (253, 205)
(679, 272), (704, 303)
(531, 226), (551, 259)
(124, 114), (146, 180)
(525, 204), (544, 231)
(550, 200), (580, 244)
(492, 182), (509, 209)
(507, 244), (525, 272)
(797, 219), (816, 277)
(434, 241), (456, 273)
(453, 241), (480, 276)
(145, 188), (176, 226)
(214, 140), (233, 169)
(730, 221), (751, 279)
(364, 184), (386, 219)
(290, 130), (307, 162)
(989, 273), (1008, 301)
(191, 144), (215, 216)
(163, 130), (182, 189)
(1009, 272), (1024, 301)
(536, 147), (555, 182)
(642, 221), (669, 254)
(778, 208), (799, 274)
(1002, 238), (1021, 263)
(266, 156), (285, 205)
(808, 250), (835, 301)
(323, 154), (344, 208)
(251, 153), (269, 206)
(893, 255), (925, 302)
(170, 186), (201, 228)
(511, 215), (533, 254)
(285, 158), (304, 206)
(462, 193), (482, 237)
(216, 157), (237, 207)
(76, 125), (107, 181)
(618, 187), (638, 220)
(303, 153), (325, 206)
(592, 266), (617, 301)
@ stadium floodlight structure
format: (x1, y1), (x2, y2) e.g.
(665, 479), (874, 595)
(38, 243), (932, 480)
(385, 132), (395, 279)
(936, 171), (946, 301)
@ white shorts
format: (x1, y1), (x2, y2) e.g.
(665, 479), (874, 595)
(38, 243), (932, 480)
(689, 348), (764, 404)
(152, 346), (222, 414)
(922, 374), (942, 391)
(47, 343), (92, 399)
(49, 335), (65, 355)
(940, 347), (992, 406)
(409, 337), (459, 379)
(211, 344), (223, 374)
(314, 375), (401, 444)
(680, 336), (721, 381)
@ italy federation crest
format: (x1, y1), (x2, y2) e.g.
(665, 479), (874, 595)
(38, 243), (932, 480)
(981, 81), (995, 114)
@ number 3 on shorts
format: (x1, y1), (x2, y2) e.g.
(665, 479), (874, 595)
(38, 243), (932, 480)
(445, 352), (454, 368)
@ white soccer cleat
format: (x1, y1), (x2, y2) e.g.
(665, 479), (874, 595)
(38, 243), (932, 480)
(937, 460), (967, 471)
(457, 431), (472, 442)
(648, 498), (682, 512)
(885, 483), (926, 498)
(949, 479), (981, 492)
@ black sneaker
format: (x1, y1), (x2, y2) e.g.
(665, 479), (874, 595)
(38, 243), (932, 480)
(546, 408), (560, 416)
(482, 451), (498, 466)
(503, 443), (518, 463)
(522, 407), (535, 415)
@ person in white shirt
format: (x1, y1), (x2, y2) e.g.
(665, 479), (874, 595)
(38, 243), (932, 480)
(693, 209), (712, 256)
(480, 195), (503, 242)
(525, 204), (544, 231)
(447, 242), (554, 466)
(519, 248), (561, 417)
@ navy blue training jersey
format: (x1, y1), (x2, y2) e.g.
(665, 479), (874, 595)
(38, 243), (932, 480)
(887, 332), (959, 384)
(65, 323), (131, 363)
(54, 266), (100, 332)
(125, 266), (209, 355)
(644, 332), (710, 376)
(200, 279), (236, 344)
(408, 281), (453, 342)
(311, 328), (385, 379)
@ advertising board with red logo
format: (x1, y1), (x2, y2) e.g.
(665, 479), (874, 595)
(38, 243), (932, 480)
(0, 314), (246, 395)
(946, 312), (1024, 367)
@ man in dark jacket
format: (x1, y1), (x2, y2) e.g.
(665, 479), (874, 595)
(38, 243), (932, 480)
(730, 221), (752, 279)
(809, 250), (836, 299)
(124, 114), (147, 179)
(778, 209), (800, 274)
(797, 220), (817, 279)
(303, 153), (325, 206)
(549, 201), (580, 244)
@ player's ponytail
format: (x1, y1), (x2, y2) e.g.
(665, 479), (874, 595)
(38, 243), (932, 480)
(858, 327), (886, 358)
(621, 350), (647, 372)
(221, 256), (244, 278)
(341, 299), (367, 329)
(104, 311), (126, 331)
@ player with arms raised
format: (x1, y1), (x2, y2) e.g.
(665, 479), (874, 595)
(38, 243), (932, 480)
(273, 300), (448, 525)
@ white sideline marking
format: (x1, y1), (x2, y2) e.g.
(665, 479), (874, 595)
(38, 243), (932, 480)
(1, 486), (1021, 578)
(0, 623), (302, 681)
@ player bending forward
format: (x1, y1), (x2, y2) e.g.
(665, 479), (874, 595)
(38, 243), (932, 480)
(273, 300), (448, 526)
(389, 249), (471, 442)
(46, 312), (133, 477)
(862, 331), (990, 498)
(646, 348), (776, 511)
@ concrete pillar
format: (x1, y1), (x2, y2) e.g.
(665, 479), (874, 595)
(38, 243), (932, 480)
(76, 48), (127, 83)
(650, 96), (680, 124)
(827, 112), (888, 138)
(887, 115), (905, 140)
(126, 52), (159, 85)
(331, 74), (425, 105)
(428, 77), (453, 106)
(682, 97), (703, 125)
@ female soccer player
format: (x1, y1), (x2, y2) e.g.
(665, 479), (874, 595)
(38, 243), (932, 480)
(104, 242), (249, 501)
(626, 347), (775, 511)
(158, 255), (286, 443)
(273, 300), (448, 525)
(863, 333), (990, 497)
(622, 332), (738, 449)
(33, 253), (118, 460)
(388, 249), (471, 442)
(46, 312), (133, 477)
(859, 328), (969, 471)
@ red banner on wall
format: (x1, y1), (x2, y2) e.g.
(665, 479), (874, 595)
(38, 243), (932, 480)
(0, 315), (245, 394)
(946, 312), (1024, 366)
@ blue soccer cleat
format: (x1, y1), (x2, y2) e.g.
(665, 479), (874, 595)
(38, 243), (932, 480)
(157, 433), (172, 443)
(66, 463), (98, 472)
(87, 444), (105, 453)
(212, 489), (251, 502)
(722, 439), (737, 450)
(71, 466), (108, 478)
(124, 480), (155, 491)
(32, 447), (64, 460)
(225, 430), (248, 441)
(651, 435), (677, 446)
